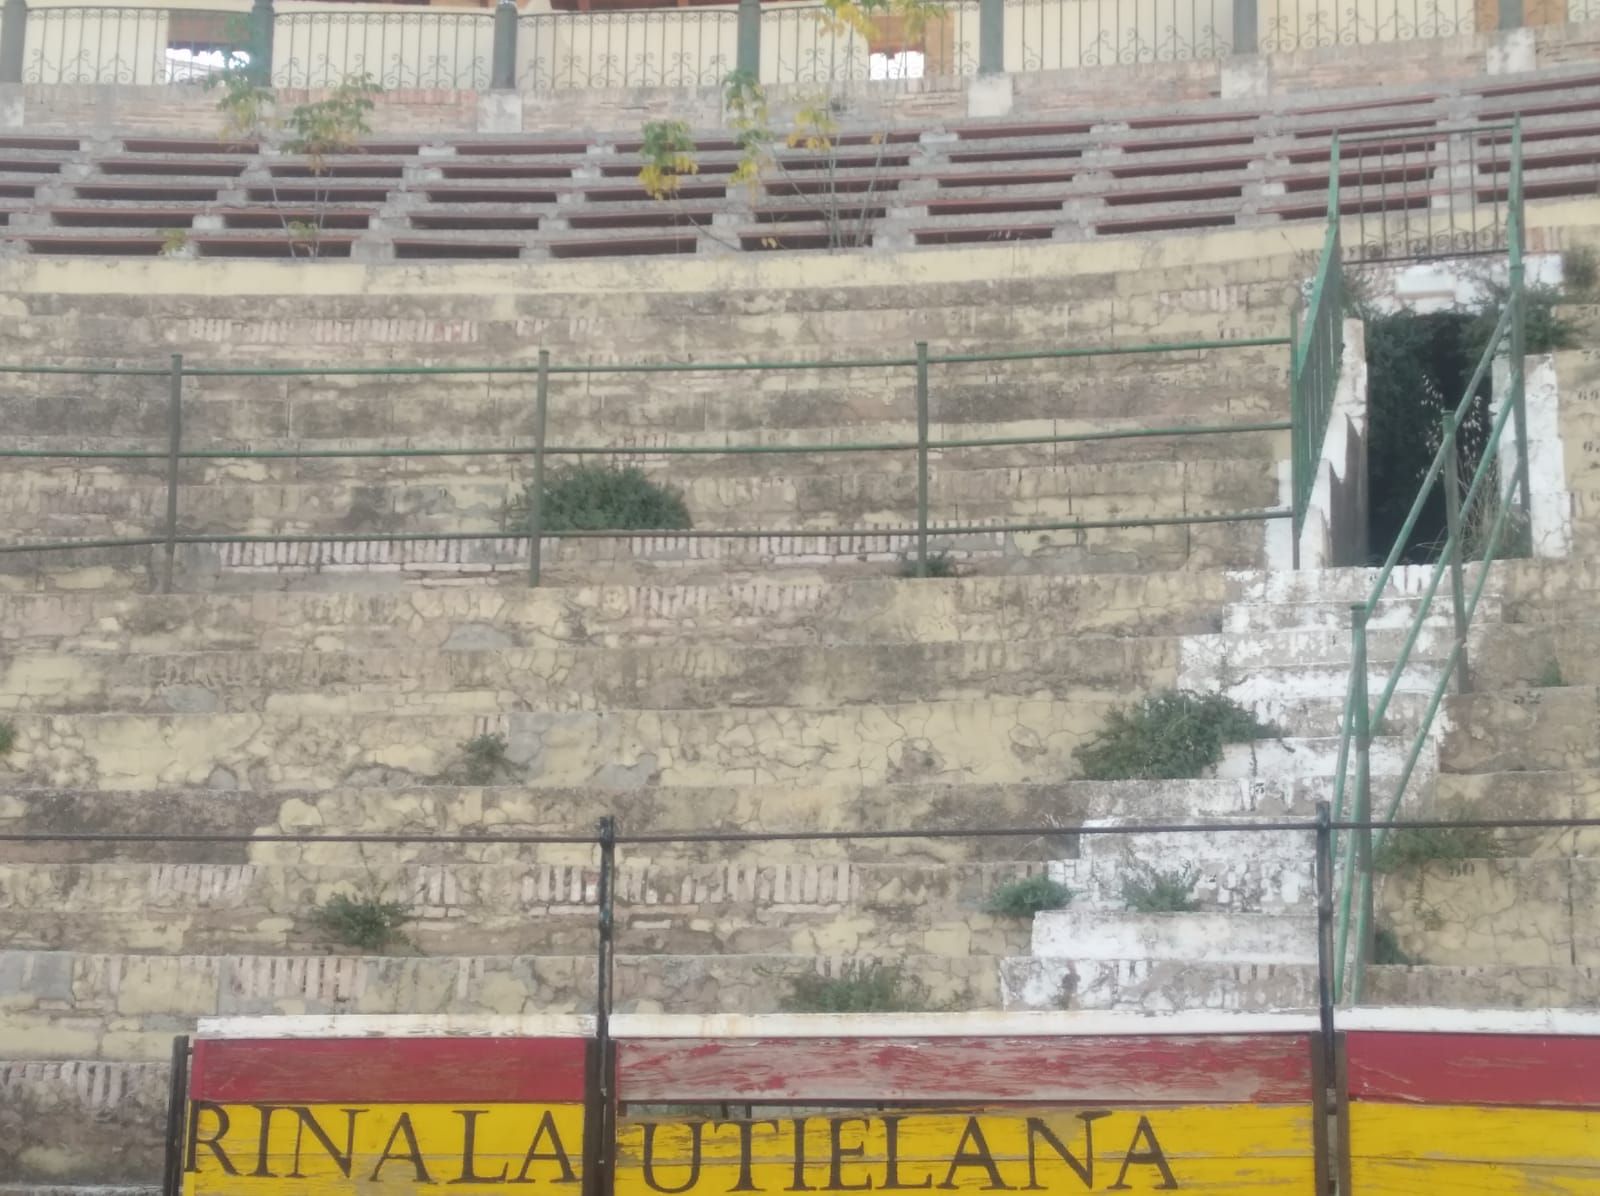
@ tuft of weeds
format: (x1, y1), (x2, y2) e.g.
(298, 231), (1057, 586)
(897, 551), (957, 579)
(1075, 690), (1277, 781)
(985, 874), (1073, 917)
(454, 733), (516, 786)
(310, 892), (411, 953)
(1373, 824), (1502, 873)
(1119, 864), (1201, 913)
(782, 963), (929, 1013)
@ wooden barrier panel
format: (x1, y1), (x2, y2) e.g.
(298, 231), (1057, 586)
(1345, 1029), (1600, 1195)
(180, 1035), (591, 1192)
(615, 1031), (1325, 1194)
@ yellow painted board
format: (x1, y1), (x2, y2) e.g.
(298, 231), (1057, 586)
(1351, 1103), (1600, 1195)
(182, 1102), (586, 1193)
(614, 1105), (1316, 1194)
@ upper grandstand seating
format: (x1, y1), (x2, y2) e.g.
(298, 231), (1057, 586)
(1, 64), (1598, 261)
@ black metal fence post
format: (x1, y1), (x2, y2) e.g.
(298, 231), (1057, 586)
(594, 816), (617, 1196)
(160, 1035), (190, 1196)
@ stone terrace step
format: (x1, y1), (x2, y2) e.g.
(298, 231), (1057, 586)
(1438, 685), (1600, 774)
(0, 1059), (168, 1186)
(0, 856), (1045, 957)
(0, 949), (1001, 1059)
(1000, 955), (1316, 1012)
(1432, 769), (1600, 856)
(0, 705), (1402, 793)
(1379, 857), (1599, 969)
(0, 776), (1329, 865)
(1363, 964), (1600, 1008)
(0, 636), (1185, 714)
(0, 572), (1246, 649)
(2, 457), (1282, 540)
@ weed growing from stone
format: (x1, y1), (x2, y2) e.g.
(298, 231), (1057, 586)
(508, 464), (690, 533)
(1075, 690), (1276, 781)
(1374, 824), (1502, 872)
(1120, 864), (1201, 913)
(897, 551), (957, 578)
(782, 963), (928, 1013)
(1565, 244), (1599, 300)
(985, 874), (1073, 917)
(311, 892), (411, 953)
(1372, 925), (1420, 966)
(1536, 658), (1566, 688)
(0, 721), (13, 755)
(456, 733), (515, 786)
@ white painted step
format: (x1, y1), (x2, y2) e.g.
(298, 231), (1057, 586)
(1029, 909), (1317, 965)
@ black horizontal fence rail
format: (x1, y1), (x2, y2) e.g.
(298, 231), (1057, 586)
(0, 335), (1294, 591)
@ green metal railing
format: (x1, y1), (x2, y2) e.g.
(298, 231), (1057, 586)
(1290, 136), (1344, 542)
(0, 336), (1293, 592)
(1330, 118), (1531, 1004)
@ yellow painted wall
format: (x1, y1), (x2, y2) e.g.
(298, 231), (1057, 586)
(1349, 1104), (1600, 1195)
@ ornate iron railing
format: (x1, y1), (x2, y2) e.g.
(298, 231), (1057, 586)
(1006, 0), (1232, 70)
(21, 3), (241, 84)
(1260, 0), (1474, 52)
(271, 7), (493, 91)
(760, 0), (978, 87)
(516, 5), (737, 92)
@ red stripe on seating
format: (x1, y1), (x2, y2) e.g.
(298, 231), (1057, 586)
(189, 1036), (588, 1103)
(1347, 1032), (1600, 1108)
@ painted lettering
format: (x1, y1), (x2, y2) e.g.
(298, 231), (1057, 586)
(715, 1118), (780, 1192)
(788, 1117), (813, 1193)
(515, 1108), (579, 1184)
(937, 1118), (1011, 1191)
(186, 1102), (238, 1175)
(454, 1109), (509, 1184)
(880, 1115), (932, 1191)
(289, 1107), (362, 1179)
(371, 1113), (433, 1184)
(1107, 1117), (1178, 1191)
(642, 1122), (704, 1194)
(1023, 1112), (1108, 1189)
(827, 1117), (873, 1192)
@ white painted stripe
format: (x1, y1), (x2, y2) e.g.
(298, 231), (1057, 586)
(1338, 1007), (1600, 1037)
(608, 1010), (1322, 1039)
(195, 1014), (596, 1039)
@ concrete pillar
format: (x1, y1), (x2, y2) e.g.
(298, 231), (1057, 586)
(491, 0), (518, 90)
(736, 0), (760, 78)
(0, 0), (27, 85)
(978, 0), (1004, 74)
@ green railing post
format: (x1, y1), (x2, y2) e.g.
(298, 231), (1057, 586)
(0, 0), (26, 85)
(161, 354), (184, 595)
(977, 0), (1004, 74)
(491, 0), (518, 90)
(1441, 414), (1471, 694)
(1289, 302), (1304, 541)
(736, 0), (760, 78)
(1508, 117), (1532, 524)
(914, 340), (930, 577)
(526, 349), (550, 587)
(249, 0), (275, 85)
(1349, 602), (1375, 1004)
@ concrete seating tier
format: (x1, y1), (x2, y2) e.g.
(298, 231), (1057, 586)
(0, 64), (1597, 261)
